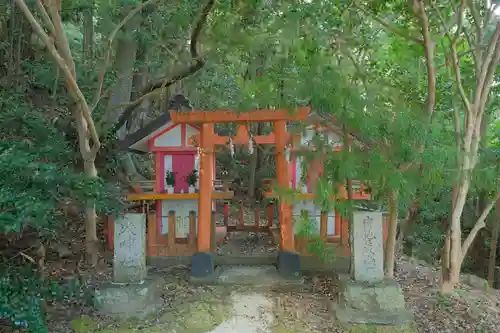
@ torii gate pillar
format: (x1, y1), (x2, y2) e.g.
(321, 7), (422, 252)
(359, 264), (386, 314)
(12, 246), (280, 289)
(274, 120), (299, 276)
(191, 123), (215, 277)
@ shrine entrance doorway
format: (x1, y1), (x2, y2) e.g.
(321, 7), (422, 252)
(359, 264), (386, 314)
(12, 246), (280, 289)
(169, 107), (310, 276)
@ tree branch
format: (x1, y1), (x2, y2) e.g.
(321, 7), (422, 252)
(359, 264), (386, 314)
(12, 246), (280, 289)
(35, 0), (54, 35)
(15, 0), (101, 157)
(110, 0), (216, 135)
(353, 0), (424, 44)
(463, 30), (480, 73)
(45, 0), (75, 77)
(461, 191), (500, 262)
(413, 0), (436, 121)
(452, 0), (466, 44)
(92, 0), (159, 111)
(478, 24), (500, 116)
(451, 42), (473, 115)
(474, 23), (500, 116)
(432, 1), (472, 116)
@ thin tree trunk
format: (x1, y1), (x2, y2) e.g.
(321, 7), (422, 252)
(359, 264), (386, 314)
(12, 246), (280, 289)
(384, 188), (399, 278)
(487, 200), (500, 285)
(398, 200), (418, 241)
(441, 227), (452, 289)
(441, 185), (457, 291)
(444, 176), (470, 293)
(82, 2), (94, 63)
(84, 162), (99, 266)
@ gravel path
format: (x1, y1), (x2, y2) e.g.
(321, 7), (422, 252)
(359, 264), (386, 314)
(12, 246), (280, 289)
(207, 293), (274, 333)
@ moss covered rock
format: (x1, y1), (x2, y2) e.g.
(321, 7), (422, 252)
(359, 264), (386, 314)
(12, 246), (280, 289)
(71, 316), (98, 333)
(159, 298), (229, 333)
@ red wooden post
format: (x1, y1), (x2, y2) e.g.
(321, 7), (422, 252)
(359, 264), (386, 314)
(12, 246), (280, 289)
(168, 210), (176, 250)
(197, 123), (214, 252)
(320, 211), (327, 242)
(211, 210), (216, 253)
(275, 120), (294, 252)
(267, 203), (274, 228)
(188, 211), (197, 248)
(105, 216), (115, 250)
(147, 212), (157, 256)
(223, 201), (229, 226)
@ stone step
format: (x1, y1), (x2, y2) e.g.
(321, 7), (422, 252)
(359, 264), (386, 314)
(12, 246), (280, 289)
(191, 265), (304, 287)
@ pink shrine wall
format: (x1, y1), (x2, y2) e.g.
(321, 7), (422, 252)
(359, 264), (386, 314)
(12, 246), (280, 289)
(172, 153), (195, 193)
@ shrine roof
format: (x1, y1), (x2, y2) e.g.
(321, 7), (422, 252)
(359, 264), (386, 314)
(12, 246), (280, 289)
(118, 111), (172, 153)
(118, 94), (192, 153)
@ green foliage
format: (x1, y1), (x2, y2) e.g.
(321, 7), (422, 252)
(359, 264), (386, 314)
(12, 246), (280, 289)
(0, 0), (497, 329)
(165, 170), (176, 186)
(186, 169), (198, 186)
(407, 222), (445, 263)
(0, 266), (47, 333)
(0, 91), (124, 330)
(0, 262), (89, 333)
(295, 212), (337, 261)
(0, 94), (125, 234)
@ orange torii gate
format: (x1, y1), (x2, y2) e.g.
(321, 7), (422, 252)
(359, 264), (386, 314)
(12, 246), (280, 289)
(169, 107), (310, 276)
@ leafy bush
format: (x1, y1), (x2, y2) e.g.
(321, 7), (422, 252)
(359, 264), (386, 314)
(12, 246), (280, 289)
(406, 221), (446, 264)
(0, 94), (124, 233)
(0, 92), (125, 332)
(0, 262), (88, 333)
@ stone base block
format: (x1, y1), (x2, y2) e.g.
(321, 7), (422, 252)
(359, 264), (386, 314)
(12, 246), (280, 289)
(278, 251), (300, 277)
(191, 251), (215, 278)
(334, 278), (413, 325)
(93, 277), (164, 318)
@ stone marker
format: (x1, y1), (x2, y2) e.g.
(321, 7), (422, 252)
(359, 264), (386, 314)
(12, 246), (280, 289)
(335, 211), (412, 326)
(94, 213), (164, 318)
(113, 213), (147, 283)
(352, 211), (384, 283)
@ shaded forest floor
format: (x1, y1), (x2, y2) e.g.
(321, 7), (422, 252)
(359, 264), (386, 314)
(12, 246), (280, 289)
(44, 251), (500, 333)
(2, 214), (500, 333)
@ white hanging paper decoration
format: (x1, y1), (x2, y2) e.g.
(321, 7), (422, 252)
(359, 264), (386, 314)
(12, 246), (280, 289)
(285, 145), (291, 162)
(248, 134), (254, 155)
(228, 138), (234, 157)
(195, 148), (201, 169)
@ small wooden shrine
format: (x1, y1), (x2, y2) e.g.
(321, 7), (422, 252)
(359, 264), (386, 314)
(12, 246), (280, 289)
(112, 110), (234, 258)
(112, 106), (386, 278)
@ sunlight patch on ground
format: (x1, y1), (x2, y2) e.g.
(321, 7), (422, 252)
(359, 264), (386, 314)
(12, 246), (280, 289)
(207, 293), (274, 333)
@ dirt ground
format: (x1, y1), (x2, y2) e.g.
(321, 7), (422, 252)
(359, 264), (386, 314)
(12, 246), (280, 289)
(7, 212), (499, 333)
(39, 254), (500, 333)
(52, 268), (413, 333)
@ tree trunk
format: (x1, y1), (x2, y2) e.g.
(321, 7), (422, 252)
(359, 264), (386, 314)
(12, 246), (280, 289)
(82, 2), (94, 63)
(441, 227), (452, 292)
(75, 114), (100, 266)
(84, 177), (99, 267)
(384, 189), (399, 278)
(487, 200), (500, 286)
(105, 18), (142, 179)
(105, 27), (139, 137)
(441, 174), (471, 293)
(397, 197), (419, 238)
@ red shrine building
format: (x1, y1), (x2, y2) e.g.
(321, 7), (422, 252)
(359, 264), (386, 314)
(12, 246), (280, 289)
(111, 106), (386, 278)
